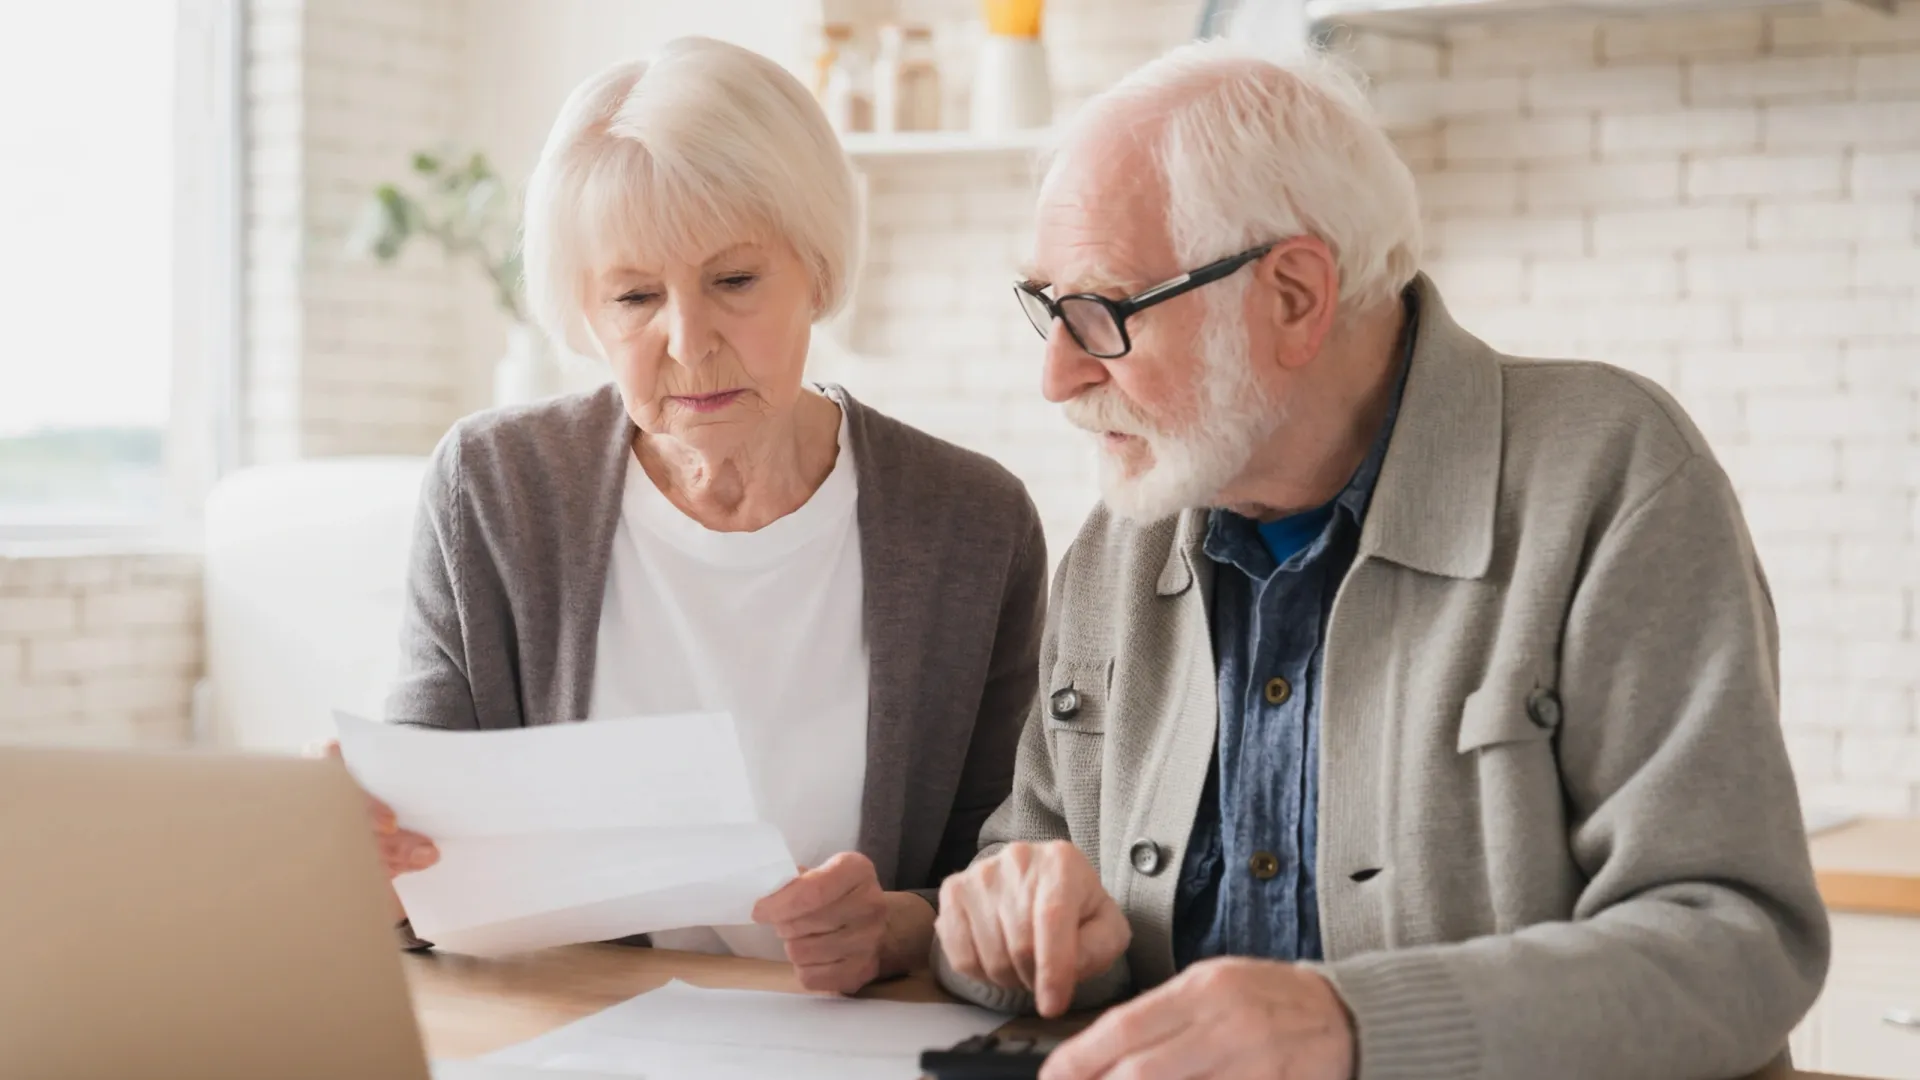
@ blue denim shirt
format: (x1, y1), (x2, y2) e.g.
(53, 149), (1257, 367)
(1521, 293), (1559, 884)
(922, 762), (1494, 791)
(1172, 296), (1417, 969)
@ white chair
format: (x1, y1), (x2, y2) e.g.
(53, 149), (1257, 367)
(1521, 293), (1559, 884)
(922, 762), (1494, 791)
(202, 457), (428, 752)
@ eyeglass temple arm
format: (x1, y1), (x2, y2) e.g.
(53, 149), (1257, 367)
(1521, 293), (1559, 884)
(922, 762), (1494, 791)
(1114, 244), (1276, 316)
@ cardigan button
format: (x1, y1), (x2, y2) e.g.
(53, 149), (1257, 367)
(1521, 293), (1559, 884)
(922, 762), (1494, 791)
(1527, 688), (1562, 730)
(1129, 840), (1164, 876)
(1049, 688), (1082, 721)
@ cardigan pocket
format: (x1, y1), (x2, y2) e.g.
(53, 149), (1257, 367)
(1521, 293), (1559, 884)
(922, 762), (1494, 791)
(1457, 678), (1559, 753)
(1043, 666), (1108, 734)
(1457, 676), (1574, 929)
(1044, 665), (1107, 848)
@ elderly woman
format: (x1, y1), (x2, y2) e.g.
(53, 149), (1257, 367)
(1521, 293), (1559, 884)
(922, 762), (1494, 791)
(358, 37), (1046, 993)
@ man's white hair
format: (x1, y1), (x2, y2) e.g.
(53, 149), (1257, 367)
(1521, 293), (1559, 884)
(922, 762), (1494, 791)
(522, 37), (862, 357)
(1056, 38), (1422, 312)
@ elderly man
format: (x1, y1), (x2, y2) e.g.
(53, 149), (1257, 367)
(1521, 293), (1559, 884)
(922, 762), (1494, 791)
(930, 40), (1829, 1080)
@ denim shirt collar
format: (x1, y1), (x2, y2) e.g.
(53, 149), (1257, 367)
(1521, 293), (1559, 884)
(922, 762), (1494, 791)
(1202, 289), (1421, 579)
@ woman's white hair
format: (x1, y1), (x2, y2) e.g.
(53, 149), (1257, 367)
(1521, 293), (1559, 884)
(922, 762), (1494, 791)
(522, 37), (863, 356)
(1059, 38), (1421, 313)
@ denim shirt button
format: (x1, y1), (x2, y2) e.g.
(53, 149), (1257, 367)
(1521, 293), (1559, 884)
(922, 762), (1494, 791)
(1263, 677), (1292, 706)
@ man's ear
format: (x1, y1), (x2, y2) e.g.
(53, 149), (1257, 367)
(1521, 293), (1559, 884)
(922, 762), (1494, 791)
(1254, 236), (1339, 372)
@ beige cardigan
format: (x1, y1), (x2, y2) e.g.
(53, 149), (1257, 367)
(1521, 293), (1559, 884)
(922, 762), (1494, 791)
(936, 278), (1830, 1080)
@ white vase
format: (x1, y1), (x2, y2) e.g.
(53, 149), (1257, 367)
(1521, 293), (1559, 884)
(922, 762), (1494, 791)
(492, 324), (563, 408)
(971, 35), (1052, 135)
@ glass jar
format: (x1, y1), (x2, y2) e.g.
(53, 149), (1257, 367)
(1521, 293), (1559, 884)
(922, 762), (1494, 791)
(816, 24), (872, 134)
(874, 24), (942, 134)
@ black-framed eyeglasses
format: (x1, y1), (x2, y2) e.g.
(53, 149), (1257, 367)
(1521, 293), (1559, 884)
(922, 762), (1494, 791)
(1014, 243), (1274, 360)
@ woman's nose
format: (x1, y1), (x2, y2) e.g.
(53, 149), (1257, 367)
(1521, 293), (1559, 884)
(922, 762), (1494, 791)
(664, 294), (716, 369)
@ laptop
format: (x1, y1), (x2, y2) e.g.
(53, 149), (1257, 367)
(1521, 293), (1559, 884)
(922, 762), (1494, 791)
(0, 744), (431, 1080)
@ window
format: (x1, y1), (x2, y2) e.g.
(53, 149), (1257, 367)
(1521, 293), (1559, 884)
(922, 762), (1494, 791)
(0, 3), (185, 532)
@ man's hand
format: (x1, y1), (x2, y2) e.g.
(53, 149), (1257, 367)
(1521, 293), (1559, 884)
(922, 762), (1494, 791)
(1039, 957), (1355, 1080)
(935, 840), (1130, 1017)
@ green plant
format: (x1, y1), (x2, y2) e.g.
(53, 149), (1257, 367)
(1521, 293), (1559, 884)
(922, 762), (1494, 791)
(348, 149), (526, 324)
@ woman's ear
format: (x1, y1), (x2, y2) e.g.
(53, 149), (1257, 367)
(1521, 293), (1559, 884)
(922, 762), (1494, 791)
(1255, 236), (1340, 372)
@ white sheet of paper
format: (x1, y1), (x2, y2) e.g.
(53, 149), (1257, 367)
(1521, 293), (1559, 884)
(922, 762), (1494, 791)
(484, 979), (1007, 1080)
(334, 712), (797, 956)
(432, 1063), (635, 1080)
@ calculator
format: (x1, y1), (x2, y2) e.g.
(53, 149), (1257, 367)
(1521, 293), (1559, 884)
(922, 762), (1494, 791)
(919, 1033), (1063, 1079)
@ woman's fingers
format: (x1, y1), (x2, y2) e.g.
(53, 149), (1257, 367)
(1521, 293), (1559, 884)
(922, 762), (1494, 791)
(752, 852), (874, 925)
(379, 830), (439, 877)
(782, 922), (880, 967)
(767, 902), (867, 940)
(794, 953), (880, 995)
(307, 737), (400, 836)
(370, 798), (399, 835)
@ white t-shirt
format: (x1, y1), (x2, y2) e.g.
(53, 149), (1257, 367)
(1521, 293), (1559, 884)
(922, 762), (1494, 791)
(586, 405), (870, 960)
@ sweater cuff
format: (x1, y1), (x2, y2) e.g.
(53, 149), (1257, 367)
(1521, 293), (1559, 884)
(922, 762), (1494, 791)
(1315, 951), (1481, 1080)
(929, 938), (1132, 1015)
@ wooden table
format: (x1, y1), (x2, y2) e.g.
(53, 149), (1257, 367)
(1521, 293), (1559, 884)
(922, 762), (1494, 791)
(1812, 817), (1920, 917)
(404, 945), (1865, 1078)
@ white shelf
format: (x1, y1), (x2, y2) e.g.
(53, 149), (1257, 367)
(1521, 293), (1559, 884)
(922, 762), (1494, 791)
(1304, 0), (1893, 35)
(840, 128), (1054, 161)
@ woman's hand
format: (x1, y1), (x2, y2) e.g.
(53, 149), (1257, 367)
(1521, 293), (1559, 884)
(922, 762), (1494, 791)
(309, 739), (440, 879)
(751, 851), (936, 994)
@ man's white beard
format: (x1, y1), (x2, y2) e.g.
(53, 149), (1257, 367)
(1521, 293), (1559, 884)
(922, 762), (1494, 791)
(1063, 282), (1283, 523)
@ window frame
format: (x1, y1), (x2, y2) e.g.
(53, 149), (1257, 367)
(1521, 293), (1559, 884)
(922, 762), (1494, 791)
(0, 0), (244, 546)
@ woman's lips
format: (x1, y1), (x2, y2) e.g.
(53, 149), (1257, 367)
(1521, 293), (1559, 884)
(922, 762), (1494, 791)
(672, 389), (746, 414)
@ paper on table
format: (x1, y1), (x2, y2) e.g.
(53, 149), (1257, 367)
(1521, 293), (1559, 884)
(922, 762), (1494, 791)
(432, 1063), (635, 1080)
(485, 979), (1007, 1080)
(334, 712), (796, 956)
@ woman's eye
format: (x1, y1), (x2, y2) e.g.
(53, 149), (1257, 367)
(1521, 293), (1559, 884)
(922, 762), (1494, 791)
(717, 274), (756, 291)
(616, 291), (659, 306)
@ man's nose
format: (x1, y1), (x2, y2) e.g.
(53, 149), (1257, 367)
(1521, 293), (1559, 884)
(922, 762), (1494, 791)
(1041, 322), (1109, 405)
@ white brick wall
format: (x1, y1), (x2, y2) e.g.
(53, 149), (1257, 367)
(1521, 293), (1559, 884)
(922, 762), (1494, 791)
(1388, 3), (1920, 814)
(0, 552), (204, 748)
(244, 0), (471, 463)
(824, 1), (1207, 554)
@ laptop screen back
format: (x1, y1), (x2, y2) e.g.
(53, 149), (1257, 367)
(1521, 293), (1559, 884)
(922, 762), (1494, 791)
(0, 745), (429, 1080)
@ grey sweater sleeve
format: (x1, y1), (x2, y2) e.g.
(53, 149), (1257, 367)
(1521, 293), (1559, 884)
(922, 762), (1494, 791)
(1319, 456), (1830, 1080)
(910, 500), (1050, 908)
(384, 427), (485, 732)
